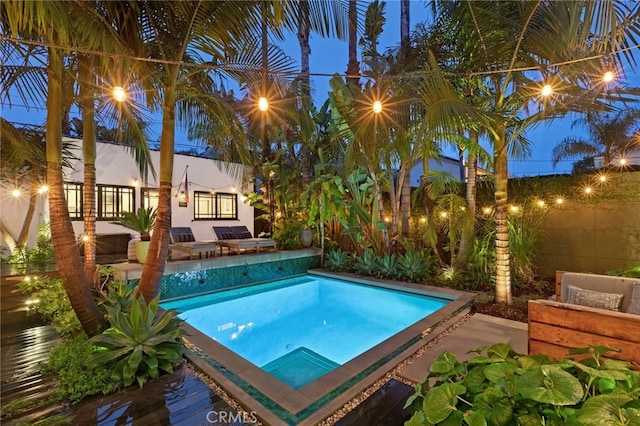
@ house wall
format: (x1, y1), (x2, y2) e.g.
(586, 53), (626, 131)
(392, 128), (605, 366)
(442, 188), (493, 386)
(0, 138), (253, 252)
(409, 157), (464, 187)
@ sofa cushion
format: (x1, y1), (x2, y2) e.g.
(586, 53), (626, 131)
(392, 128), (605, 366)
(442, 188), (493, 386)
(567, 284), (624, 311)
(627, 282), (640, 315)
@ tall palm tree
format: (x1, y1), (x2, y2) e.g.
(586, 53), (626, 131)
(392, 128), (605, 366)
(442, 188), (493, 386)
(346, 0), (359, 86)
(552, 109), (640, 169)
(419, 0), (640, 304)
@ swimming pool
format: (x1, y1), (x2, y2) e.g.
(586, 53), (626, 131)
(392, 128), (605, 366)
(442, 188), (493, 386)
(160, 270), (474, 425)
(161, 275), (448, 389)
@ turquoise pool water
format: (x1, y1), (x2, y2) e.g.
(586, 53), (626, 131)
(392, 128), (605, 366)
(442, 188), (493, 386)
(161, 275), (449, 389)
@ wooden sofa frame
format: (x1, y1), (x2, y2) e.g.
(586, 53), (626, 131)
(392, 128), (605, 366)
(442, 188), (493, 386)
(528, 271), (640, 368)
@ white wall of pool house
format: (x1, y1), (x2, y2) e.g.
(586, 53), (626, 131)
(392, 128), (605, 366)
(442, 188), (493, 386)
(1, 138), (255, 251)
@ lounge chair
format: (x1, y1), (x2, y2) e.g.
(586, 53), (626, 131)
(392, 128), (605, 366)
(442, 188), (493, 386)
(211, 225), (276, 255)
(169, 227), (217, 260)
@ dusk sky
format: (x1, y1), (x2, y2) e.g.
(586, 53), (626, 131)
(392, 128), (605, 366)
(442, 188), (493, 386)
(3, 1), (638, 177)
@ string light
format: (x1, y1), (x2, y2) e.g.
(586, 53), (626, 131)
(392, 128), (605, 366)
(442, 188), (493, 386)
(603, 70), (615, 83)
(619, 158), (627, 165)
(372, 100), (382, 114)
(439, 211), (448, 218)
(37, 185), (48, 194)
(112, 86), (127, 102)
(258, 97), (269, 112)
(541, 84), (553, 96)
(11, 189), (21, 198)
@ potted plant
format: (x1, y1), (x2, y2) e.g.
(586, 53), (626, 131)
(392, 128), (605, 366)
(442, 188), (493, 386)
(112, 207), (157, 263)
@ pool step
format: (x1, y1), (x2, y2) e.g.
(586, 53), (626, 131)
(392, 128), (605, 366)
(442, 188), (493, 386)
(262, 347), (339, 390)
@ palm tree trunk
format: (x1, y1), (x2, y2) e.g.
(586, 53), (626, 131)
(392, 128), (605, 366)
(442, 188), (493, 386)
(136, 83), (175, 302)
(400, 163), (410, 238)
(346, 0), (359, 86)
(17, 182), (38, 246)
(400, 0), (410, 64)
(422, 156), (447, 262)
(80, 57), (97, 287)
(494, 122), (512, 304)
(455, 134), (477, 269)
(298, 2), (312, 185)
(47, 47), (106, 336)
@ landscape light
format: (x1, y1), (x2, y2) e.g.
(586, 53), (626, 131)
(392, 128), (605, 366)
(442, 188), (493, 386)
(509, 205), (519, 213)
(483, 207), (492, 215)
(536, 200), (546, 207)
(439, 211), (448, 218)
(556, 197), (564, 205)
(372, 100), (382, 114)
(113, 86), (127, 102)
(619, 158), (627, 165)
(598, 174), (607, 183)
(258, 97), (269, 112)
(584, 186), (592, 194)
(82, 234), (90, 242)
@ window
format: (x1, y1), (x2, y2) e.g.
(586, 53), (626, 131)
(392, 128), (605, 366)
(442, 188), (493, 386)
(141, 188), (159, 211)
(96, 185), (134, 220)
(194, 191), (237, 220)
(215, 192), (237, 219)
(63, 182), (83, 220)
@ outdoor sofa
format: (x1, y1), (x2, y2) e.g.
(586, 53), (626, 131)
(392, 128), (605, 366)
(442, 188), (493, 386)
(211, 225), (276, 255)
(168, 227), (217, 260)
(528, 271), (640, 368)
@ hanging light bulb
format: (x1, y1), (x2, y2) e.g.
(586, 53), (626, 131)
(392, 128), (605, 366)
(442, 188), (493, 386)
(541, 84), (553, 97)
(113, 86), (127, 102)
(372, 100), (382, 114)
(11, 189), (21, 198)
(603, 70), (615, 83)
(258, 97), (269, 111)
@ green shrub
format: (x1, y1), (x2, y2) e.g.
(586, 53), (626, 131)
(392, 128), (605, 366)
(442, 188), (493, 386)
(272, 220), (302, 250)
(398, 251), (432, 283)
(606, 265), (640, 278)
(43, 334), (118, 403)
(405, 344), (640, 425)
(86, 295), (185, 388)
(353, 250), (378, 276)
(8, 222), (56, 264)
(375, 253), (400, 279)
(18, 276), (82, 335)
(324, 248), (352, 272)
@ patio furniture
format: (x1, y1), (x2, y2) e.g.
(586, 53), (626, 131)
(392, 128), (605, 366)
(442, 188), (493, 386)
(528, 271), (640, 369)
(169, 227), (217, 260)
(211, 225), (276, 255)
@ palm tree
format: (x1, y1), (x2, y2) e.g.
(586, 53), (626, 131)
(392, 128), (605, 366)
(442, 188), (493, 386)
(1, 1), (129, 335)
(552, 109), (640, 169)
(419, 1), (640, 304)
(346, 0), (360, 86)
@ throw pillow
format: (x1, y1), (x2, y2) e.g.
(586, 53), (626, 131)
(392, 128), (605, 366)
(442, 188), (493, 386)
(627, 282), (640, 315)
(566, 284), (624, 311)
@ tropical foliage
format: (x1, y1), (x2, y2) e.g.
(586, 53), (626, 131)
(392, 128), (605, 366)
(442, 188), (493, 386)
(405, 344), (640, 426)
(86, 295), (185, 388)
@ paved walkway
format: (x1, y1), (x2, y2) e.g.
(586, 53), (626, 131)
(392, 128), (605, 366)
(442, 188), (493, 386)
(398, 313), (528, 384)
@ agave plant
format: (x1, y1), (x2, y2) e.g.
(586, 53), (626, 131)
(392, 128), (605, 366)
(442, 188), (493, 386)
(86, 295), (185, 387)
(375, 253), (399, 280)
(398, 252), (432, 283)
(324, 248), (353, 272)
(353, 250), (379, 276)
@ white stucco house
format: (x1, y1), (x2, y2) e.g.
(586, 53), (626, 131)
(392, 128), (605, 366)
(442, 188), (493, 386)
(1, 137), (254, 253)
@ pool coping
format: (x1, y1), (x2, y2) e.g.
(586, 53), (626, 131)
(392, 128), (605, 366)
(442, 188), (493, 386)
(179, 270), (475, 425)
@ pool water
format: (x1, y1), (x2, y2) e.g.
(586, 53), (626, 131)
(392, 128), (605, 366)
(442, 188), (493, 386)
(161, 275), (449, 389)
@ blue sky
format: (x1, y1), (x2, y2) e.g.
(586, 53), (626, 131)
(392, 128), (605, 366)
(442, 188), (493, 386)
(4, 1), (638, 177)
